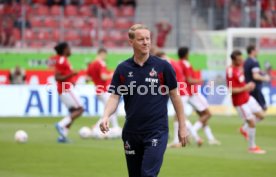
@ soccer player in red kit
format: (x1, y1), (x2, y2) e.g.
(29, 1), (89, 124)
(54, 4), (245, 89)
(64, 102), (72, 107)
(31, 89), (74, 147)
(226, 50), (266, 154)
(49, 42), (84, 143)
(155, 51), (202, 147)
(178, 47), (220, 145)
(87, 48), (122, 138)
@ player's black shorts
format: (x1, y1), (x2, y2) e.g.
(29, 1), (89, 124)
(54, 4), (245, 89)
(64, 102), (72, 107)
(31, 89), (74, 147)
(250, 89), (267, 110)
(122, 130), (168, 177)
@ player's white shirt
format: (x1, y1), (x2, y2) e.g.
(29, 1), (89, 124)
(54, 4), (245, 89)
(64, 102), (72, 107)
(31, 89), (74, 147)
(236, 96), (262, 120)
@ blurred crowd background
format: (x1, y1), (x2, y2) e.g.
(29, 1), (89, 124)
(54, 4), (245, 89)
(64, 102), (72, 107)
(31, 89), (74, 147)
(0, 0), (275, 49)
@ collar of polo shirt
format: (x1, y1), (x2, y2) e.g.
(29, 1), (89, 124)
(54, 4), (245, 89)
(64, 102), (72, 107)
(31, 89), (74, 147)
(131, 55), (153, 67)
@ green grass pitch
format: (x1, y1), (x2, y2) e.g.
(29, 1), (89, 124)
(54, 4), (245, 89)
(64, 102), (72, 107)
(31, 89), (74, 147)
(0, 116), (275, 177)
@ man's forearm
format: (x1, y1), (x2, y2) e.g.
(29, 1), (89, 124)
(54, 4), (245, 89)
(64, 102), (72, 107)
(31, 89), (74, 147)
(187, 77), (202, 85)
(231, 86), (247, 94)
(169, 89), (186, 127)
(103, 94), (120, 118)
(55, 73), (75, 82)
(253, 73), (268, 82)
(100, 73), (112, 81)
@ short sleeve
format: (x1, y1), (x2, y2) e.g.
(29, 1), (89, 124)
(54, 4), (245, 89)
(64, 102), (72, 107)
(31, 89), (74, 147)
(251, 61), (260, 73)
(99, 63), (109, 75)
(164, 63), (178, 90)
(86, 63), (92, 76)
(226, 68), (233, 87)
(108, 66), (123, 95)
(181, 63), (193, 78)
(55, 57), (65, 73)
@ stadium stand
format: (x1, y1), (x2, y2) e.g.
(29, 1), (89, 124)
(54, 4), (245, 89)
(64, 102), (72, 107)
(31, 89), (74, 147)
(0, 0), (275, 48)
(0, 0), (135, 48)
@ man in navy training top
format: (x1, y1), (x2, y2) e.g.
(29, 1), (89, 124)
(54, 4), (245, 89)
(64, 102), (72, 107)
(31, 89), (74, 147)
(99, 24), (189, 177)
(244, 45), (270, 111)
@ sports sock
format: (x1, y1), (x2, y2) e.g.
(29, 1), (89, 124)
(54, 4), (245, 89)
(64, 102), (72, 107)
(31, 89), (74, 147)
(204, 125), (215, 141)
(242, 123), (248, 132)
(64, 127), (69, 136)
(248, 127), (256, 148)
(186, 120), (200, 141)
(173, 121), (179, 144)
(58, 116), (72, 128)
(193, 121), (203, 132)
(110, 114), (120, 128)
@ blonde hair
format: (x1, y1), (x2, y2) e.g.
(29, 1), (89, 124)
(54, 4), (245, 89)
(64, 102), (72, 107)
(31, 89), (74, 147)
(128, 24), (150, 39)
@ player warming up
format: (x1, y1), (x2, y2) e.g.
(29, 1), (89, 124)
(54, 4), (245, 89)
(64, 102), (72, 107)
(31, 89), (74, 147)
(155, 51), (202, 147)
(244, 45), (270, 111)
(50, 42), (84, 143)
(100, 24), (189, 177)
(87, 48), (122, 139)
(178, 47), (220, 145)
(226, 50), (266, 154)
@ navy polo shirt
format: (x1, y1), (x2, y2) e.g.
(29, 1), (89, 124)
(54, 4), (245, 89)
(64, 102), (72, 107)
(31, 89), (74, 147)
(109, 55), (177, 133)
(244, 57), (262, 90)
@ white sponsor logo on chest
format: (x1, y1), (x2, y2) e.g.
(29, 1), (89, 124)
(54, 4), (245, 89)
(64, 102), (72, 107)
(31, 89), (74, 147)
(145, 77), (159, 83)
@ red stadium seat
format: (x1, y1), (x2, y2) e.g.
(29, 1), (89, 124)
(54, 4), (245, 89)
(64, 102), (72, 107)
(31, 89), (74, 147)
(80, 35), (93, 46)
(29, 41), (44, 48)
(0, 5), (4, 15)
(65, 5), (78, 16)
(102, 33), (112, 42)
(44, 17), (59, 28)
(37, 31), (50, 40)
(121, 6), (135, 17)
(102, 18), (114, 29)
(103, 41), (116, 48)
(83, 0), (100, 5)
(109, 30), (122, 41)
(260, 38), (273, 48)
(63, 18), (72, 28)
(24, 29), (35, 40)
(72, 18), (85, 28)
(82, 23), (93, 30)
(52, 30), (61, 41)
(115, 19), (132, 30)
(271, 39), (276, 47)
(113, 7), (120, 17)
(108, 0), (117, 6)
(32, 0), (47, 4)
(113, 6), (135, 17)
(34, 5), (49, 16)
(65, 30), (79, 41)
(30, 17), (43, 28)
(13, 28), (21, 41)
(85, 18), (97, 29)
(50, 5), (61, 16)
(79, 6), (92, 17)
(120, 32), (129, 41)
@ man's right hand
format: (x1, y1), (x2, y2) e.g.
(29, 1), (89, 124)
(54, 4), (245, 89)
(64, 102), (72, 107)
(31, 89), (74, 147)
(99, 117), (110, 134)
(178, 125), (189, 147)
(73, 71), (79, 76)
(246, 82), (256, 91)
(264, 75), (271, 82)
